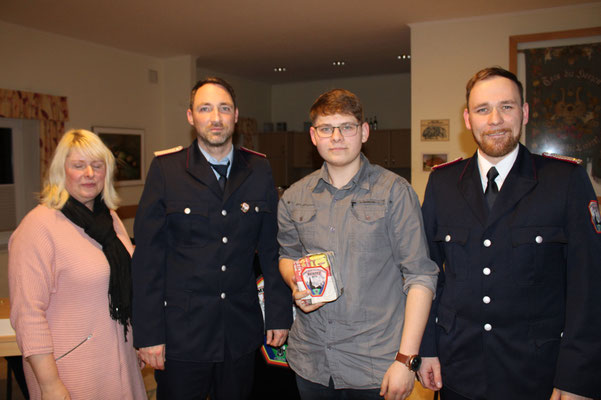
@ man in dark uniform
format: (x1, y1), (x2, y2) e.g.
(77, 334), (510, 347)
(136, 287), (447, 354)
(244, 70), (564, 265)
(418, 67), (601, 400)
(132, 77), (292, 399)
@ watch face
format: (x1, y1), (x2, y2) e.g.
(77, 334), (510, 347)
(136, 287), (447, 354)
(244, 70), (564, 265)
(409, 355), (422, 372)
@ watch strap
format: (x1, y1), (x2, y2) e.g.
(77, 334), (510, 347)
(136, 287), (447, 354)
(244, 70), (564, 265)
(395, 352), (419, 371)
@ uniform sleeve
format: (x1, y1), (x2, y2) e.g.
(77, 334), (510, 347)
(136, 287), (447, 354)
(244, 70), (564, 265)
(419, 172), (447, 357)
(553, 166), (601, 398)
(255, 165), (293, 331)
(8, 211), (56, 358)
(131, 158), (168, 348)
(388, 179), (438, 295)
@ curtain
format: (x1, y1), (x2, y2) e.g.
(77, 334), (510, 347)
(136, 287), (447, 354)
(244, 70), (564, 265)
(0, 89), (69, 179)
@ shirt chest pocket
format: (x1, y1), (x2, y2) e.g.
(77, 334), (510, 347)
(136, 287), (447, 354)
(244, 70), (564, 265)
(511, 226), (567, 285)
(290, 206), (317, 246)
(434, 226), (470, 281)
(350, 200), (387, 252)
(166, 202), (209, 247)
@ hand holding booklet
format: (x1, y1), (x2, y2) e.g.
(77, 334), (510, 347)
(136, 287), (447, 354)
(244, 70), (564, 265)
(293, 252), (342, 305)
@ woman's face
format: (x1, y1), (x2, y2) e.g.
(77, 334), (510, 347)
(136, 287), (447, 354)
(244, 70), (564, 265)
(64, 149), (106, 210)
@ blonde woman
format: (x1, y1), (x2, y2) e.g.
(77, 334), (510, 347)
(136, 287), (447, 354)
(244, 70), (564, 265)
(9, 129), (146, 399)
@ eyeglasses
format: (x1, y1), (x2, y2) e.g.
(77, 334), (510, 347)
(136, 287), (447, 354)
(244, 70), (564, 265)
(313, 123), (361, 138)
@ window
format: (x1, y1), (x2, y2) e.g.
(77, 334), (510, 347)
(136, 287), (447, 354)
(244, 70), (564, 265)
(0, 118), (40, 246)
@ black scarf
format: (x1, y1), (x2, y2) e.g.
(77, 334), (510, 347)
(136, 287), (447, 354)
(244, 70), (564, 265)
(61, 195), (132, 339)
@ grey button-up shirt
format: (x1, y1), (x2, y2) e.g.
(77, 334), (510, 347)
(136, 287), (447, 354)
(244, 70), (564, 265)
(278, 154), (438, 389)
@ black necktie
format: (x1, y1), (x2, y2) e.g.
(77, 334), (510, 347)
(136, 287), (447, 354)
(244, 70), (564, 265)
(210, 162), (229, 191)
(485, 166), (499, 210)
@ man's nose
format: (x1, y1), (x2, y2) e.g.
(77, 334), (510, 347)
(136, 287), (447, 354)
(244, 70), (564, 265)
(488, 107), (503, 125)
(330, 127), (344, 141)
(210, 108), (221, 122)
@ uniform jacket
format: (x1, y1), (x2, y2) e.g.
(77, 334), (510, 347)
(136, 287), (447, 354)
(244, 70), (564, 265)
(420, 144), (601, 400)
(131, 140), (293, 362)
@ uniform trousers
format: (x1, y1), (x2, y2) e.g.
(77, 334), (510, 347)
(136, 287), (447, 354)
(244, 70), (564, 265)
(155, 350), (255, 400)
(440, 386), (473, 400)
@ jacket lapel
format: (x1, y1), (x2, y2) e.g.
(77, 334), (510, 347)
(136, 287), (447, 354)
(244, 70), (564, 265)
(487, 144), (537, 225)
(458, 155), (488, 227)
(185, 141), (223, 198)
(222, 149), (251, 202)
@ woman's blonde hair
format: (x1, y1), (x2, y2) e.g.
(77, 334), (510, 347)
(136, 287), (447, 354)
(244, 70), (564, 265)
(40, 129), (120, 210)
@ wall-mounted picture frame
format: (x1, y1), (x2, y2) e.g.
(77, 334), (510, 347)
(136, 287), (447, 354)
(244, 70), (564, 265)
(420, 119), (450, 141)
(423, 153), (447, 171)
(92, 126), (144, 186)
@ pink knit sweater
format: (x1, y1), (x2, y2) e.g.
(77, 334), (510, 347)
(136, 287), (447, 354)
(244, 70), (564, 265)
(9, 205), (147, 400)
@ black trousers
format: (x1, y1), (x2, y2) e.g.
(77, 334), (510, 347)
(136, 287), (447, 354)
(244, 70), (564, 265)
(155, 351), (255, 400)
(440, 386), (473, 400)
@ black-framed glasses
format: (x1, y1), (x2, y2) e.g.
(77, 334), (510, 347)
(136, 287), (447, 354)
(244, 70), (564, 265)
(313, 123), (361, 138)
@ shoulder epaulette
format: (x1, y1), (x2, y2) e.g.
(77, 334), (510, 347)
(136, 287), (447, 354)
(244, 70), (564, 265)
(240, 146), (266, 158)
(154, 145), (184, 157)
(542, 152), (582, 165)
(431, 157), (463, 170)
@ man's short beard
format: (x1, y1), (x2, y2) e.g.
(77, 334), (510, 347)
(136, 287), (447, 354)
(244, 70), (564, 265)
(198, 129), (233, 148)
(474, 129), (521, 159)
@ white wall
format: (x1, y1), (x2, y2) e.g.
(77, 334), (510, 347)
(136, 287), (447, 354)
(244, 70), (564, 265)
(162, 55), (197, 149)
(410, 3), (601, 201)
(271, 74), (411, 132)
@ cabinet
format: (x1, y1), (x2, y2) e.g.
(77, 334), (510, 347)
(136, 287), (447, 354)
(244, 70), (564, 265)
(362, 129), (411, 180)
(257, 132), (289, 187)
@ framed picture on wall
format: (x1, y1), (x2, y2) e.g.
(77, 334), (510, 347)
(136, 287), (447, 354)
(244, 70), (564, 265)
(423, 153), (447, 171)
(92, 126), (144, 186)
(420, 119), (450, 141)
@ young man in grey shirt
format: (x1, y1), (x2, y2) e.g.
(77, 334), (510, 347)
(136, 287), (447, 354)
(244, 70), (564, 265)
(278, 89), (438, 400)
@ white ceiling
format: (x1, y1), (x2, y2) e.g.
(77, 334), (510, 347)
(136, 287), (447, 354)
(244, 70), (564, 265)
(0, 0), (594, 83)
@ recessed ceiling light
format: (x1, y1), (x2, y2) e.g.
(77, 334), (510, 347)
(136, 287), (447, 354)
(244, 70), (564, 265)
(273, 67), (287, 72)
(397, 54), (411, 60)
(332, 61), (346, 66)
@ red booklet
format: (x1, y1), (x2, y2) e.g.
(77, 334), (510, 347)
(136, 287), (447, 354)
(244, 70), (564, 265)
(293, 252), (341, 305)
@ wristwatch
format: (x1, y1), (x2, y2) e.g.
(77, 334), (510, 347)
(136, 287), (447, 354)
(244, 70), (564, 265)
(395, 352), (422, 372)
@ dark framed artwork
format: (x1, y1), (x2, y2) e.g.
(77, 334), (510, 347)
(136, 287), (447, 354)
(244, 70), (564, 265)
(92, 126), (144, 186)
(524, 43), (601, 175)
(510, 27), (601, 194)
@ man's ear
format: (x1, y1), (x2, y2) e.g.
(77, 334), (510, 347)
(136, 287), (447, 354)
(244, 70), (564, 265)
(186, 109), (194, 126)
(309, 127), (318, 147)
(522, 102), (529, 126)
(235, 108), (239, 124)
(361, 122), (370, 144)
(463, 108), (472, 130)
